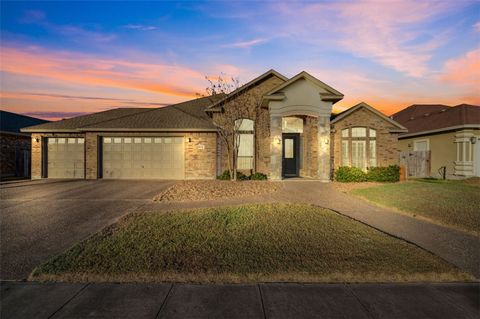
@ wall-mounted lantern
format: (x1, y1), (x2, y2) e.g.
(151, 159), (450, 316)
(470, 136), (477, 144)
(274, 137), (281, 145)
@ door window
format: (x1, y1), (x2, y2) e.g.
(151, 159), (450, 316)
(285, 138), (294, 159)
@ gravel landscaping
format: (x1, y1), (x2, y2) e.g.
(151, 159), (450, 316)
(154, 180), (282, 202)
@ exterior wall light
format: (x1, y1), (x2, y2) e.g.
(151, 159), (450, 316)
(187, 137), (192, 143)
(470, 136), (477, 144)
(33, 137), (39, 143)
(274, 137), (281, 145)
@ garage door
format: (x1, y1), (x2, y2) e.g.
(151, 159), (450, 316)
(102, 137), (184, 179)
(47, 137), (85, 178)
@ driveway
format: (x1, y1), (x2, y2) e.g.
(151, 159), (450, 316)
(0, 179), (175, 280)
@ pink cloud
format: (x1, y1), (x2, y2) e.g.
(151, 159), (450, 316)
(222, 38), (267, 49)
(0, 46), (205, 98)
(440, 49), (480, 87)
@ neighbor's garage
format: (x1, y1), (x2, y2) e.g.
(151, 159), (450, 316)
(102, 137), (184, 179)
(47, 137), (85, 178)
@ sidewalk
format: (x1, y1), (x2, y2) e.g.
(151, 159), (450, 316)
(1, 281), (478, 319)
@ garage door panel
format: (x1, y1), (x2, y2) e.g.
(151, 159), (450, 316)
(102, 136), (184, 179)
(47, 137), (85, 178)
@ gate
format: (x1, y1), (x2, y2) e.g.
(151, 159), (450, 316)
(399, 151), (431, 178)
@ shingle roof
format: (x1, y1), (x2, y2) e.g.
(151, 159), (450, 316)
(21, 108), (152, 132)
(21, 95), (226, 133)
(0, 110), (49, 134)
(391, 104), (480, 137)
(83, 95), (225, 131)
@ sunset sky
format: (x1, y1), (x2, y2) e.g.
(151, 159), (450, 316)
(1, 1), (479, 121)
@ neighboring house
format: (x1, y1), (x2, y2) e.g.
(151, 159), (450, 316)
(21, 70), (407, 181)
(0, 110), (49, 179)
(392, 104), (480, 178)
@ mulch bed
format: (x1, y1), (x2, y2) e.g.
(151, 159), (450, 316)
(154, 180), (283, 202)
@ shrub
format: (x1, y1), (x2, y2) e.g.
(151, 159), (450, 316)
(250, 172), (268, 180)
(367, 165), (400, 182)
(335, 166), (367, 182)
(216, 170), (250, 181)
(217, 170), (231, 180)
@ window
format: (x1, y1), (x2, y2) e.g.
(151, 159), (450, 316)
(414, 139), (429, 151)
(235, 119), (254, 170)
(282, 117), (303, 133)
(341, 127), (377, 170)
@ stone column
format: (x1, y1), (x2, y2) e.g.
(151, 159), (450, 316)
(31, 134), (42, 179)
(85, 132), (98, 179)
(269, 115), (282, 180)
(317, 116), (331, 181)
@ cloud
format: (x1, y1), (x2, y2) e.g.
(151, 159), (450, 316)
(0, 46), (205, 98)
(222, 38), (267, 49)
(123, 24), (158, 31)
(474, 21), (480, 32)
(440, 49), (480, 87)
(266, 0), (460, 77)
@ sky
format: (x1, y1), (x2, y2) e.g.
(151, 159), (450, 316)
(1, 0), (479, 121)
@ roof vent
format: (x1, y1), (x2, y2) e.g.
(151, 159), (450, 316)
(409, 117), (415, 120)
(423, 113), (429, 117)
(441, 109), (447, 112)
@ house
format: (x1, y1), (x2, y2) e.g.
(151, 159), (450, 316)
(21, 70), (407, 181)
(392, 104), (480, 178)
(0, 110), (49, 179)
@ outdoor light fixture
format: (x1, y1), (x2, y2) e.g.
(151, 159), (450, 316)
(274, 137), (281, 145)
(33, 137), (39, 143)
(187, 137), (192, 143)
(470, 136), (477, 144)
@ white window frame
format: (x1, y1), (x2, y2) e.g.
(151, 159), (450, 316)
(235, 119), (255, 170)
(413, 138), (430, 151)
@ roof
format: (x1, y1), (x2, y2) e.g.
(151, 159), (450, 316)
(331, 102), (407, 132)
(82, 95), (225, 131)
(21, 108), (152, 132)
(206, 69), (288, 112)
(264, 71), (344, 104)
(21, 95), (226, 133)
(0, 110), (49, 135)
(391, 104), (480, 137)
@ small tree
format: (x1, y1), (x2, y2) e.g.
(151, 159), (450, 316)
(203, 74), (263, 180)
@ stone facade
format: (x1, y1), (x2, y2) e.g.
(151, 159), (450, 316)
(184, 132), (217, 179)
(0, 133), (31, 178)
(299, 116), (318, 178)
(331, 107), (400, 174)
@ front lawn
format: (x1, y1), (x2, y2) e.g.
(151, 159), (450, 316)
(351, 178), (480, 234)
(31, 204), (471, 283)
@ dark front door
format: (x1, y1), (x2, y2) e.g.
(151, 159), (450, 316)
(282, 133), (300, 177)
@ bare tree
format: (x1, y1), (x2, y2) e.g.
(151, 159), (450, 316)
(203, 74), (264, 180)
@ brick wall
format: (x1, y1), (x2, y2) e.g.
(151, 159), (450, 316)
(31, 132), (216, 180)
(214, 75), (285, 175)
(331, 107), (400, 173)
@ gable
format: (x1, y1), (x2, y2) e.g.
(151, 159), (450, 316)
(331, 103), (407, 133)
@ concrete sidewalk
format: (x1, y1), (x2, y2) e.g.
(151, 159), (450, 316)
(1, 282), (478, 319)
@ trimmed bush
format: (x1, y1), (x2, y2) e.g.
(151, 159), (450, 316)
(250, 172), (268, 180)
(217, 170), (231, 180)
(335, 166), (367, 182)
(216, 170), (250, 181)
(367, 165), (400, 182)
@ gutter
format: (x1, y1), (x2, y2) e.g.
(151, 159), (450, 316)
(399, 124), (480, 138)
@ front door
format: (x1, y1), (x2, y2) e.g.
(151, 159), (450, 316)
(282, 133), (299, 177)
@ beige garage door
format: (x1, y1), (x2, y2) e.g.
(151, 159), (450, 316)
(102, 137), (184, 179)
(47, 138), (85, 178)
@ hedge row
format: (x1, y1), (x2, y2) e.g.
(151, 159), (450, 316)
(217, 170), (268, 181)
(334, 165), (400, 183)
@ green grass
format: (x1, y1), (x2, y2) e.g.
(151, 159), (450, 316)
(352, 179), (480, 234)
(31, 204), (471, 283)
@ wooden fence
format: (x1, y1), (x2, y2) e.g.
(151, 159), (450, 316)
(399, 150), (431, 178)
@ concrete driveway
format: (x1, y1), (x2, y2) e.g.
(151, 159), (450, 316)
(0, 179), (175, 280)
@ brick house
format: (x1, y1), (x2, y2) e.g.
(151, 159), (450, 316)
(1, 110), (49, 179)
(22, 70), (407, 181)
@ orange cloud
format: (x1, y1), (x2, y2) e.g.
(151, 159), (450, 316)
(440, 49), (480, 87)
(0, 46), (205, 98)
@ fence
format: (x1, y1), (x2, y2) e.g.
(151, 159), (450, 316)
(399, 150), (431, 178)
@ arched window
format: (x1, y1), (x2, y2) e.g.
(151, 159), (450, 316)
(341, 127), (376, 170)
(235, 119), (254, 170)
